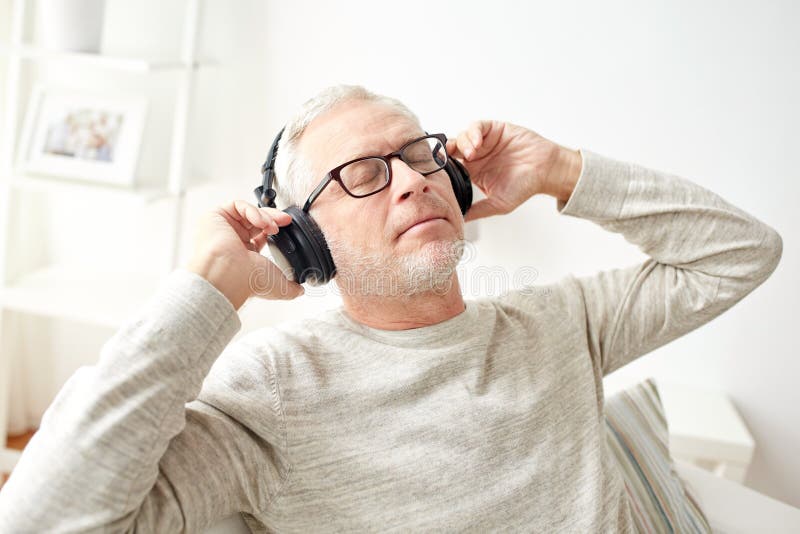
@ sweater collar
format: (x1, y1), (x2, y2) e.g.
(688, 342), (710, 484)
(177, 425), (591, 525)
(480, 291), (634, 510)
(330, 299), (481, 348)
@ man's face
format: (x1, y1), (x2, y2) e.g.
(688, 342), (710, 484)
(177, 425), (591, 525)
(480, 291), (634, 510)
(297, 99), (465, 296)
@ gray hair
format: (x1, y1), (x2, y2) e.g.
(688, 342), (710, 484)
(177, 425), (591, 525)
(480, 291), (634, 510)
(272, 84), (422, 210)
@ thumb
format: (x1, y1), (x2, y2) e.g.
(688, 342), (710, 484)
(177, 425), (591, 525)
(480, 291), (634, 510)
(464, 198), (501, 222)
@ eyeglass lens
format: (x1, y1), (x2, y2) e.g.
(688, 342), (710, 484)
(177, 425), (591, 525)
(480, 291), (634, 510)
(339, 136), (447, 196)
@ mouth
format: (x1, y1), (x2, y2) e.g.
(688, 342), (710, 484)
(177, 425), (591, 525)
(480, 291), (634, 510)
(397, 216), (447, 238)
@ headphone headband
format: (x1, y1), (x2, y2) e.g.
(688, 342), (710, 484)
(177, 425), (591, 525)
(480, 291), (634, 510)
(254, 126), (285, 208)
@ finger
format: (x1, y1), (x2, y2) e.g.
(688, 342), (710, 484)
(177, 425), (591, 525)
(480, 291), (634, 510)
(218, 209), (253, 243)
(226, 199), (273, 231)
(467, 120), (492, 148)
(251, 231), (269, 251)
(218, 207), (273, 242)
(457, 120), (493, 160)
(447, 138), (468, 162)
(458, 120), (495, 159)
(255, 208), (294, 237)
(255, 207), (294, 237)
(217, 203), (294, 248)
(259, 206), (293, 226)
(243, 201), (271, 230)
(216, 203), (274, 243)
(464, 198), (500, 222)
(233, 200), (292, 237)
(456, 129), (475, 160)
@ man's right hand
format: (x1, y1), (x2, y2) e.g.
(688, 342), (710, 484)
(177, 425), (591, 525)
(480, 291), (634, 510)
(186, 199), (304, 310)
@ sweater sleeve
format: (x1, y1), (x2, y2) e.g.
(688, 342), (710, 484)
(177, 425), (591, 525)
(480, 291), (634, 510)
(555, 149), (782, 377)
(0, 269), (286, 532)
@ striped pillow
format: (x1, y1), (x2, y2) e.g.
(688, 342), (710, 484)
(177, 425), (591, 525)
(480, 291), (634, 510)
(604, 378), (711, 533)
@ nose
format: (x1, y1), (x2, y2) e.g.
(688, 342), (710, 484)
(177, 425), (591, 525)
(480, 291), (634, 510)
(390, 158), (430, 203)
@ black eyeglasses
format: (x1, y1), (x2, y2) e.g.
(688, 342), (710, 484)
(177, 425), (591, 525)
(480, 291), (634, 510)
(301, 133), (448, 212)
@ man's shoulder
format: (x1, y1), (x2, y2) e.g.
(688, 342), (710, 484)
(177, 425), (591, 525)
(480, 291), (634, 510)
(479, 275), (581, 316)
(202, 307), (344, 398)
(228, 306), (344, 357)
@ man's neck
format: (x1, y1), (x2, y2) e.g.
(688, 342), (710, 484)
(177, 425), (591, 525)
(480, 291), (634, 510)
(340, 274), (466, 331)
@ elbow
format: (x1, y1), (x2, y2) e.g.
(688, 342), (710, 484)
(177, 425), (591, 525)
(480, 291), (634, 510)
(758, 226), (783, 281)
(712, 226), (782, 307)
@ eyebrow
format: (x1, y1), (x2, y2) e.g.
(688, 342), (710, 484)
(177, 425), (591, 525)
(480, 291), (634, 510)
(346, 132), (424, 161)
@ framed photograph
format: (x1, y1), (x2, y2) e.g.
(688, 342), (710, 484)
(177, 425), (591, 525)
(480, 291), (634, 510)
(17, 84), (148, 187)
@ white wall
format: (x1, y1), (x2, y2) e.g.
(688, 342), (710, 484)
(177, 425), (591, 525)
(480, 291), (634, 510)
(2, 0), (797, 507)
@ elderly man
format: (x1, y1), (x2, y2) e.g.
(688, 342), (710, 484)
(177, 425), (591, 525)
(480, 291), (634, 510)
(0, 85), (782, 532)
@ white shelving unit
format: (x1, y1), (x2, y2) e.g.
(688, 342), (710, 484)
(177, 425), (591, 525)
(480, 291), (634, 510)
(0, 43), (209, 73)
(0, 0), (206, 475)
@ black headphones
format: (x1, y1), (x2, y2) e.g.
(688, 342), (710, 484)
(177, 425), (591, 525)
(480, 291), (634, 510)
(254, 127), (472, 285)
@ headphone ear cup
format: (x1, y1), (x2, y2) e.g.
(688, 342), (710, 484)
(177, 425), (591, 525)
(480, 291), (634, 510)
(266, 206), (336, 286)
(445, 157), (473, 216)
(266, 238), (296, 282)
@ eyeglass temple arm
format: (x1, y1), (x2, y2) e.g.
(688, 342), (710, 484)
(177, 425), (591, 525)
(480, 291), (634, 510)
(422, 131), (446, 160)
(302, 174), (333, 212)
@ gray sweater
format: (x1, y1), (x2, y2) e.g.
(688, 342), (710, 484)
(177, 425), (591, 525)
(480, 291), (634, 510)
(0, 149), (782, 533)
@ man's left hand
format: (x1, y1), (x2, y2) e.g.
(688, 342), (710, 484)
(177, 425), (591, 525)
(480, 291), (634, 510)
(446, 120), (581, 222)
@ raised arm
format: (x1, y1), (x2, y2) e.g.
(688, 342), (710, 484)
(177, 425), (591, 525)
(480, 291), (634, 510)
(0, 200), (303, 532)
(554, 148), (781, 376)
(448, 120), (782, 377)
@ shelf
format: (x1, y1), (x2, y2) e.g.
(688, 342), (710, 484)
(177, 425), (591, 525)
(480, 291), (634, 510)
(0, 0), (204, 473)
(1, 264), (163, 329)
(0, 43), (214, 73)
(3, 174), (177, 204)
